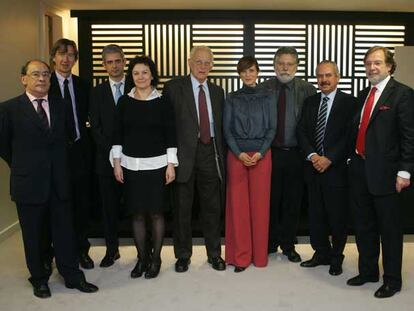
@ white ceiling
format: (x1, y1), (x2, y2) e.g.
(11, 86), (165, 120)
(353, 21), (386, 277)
(44, 0), (414, 12)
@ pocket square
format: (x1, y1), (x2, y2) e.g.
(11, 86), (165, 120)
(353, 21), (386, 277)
(379, 105), (390, 110)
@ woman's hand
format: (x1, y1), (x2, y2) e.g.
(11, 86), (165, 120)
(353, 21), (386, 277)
(113, 159), (124, 183)
(239, 152), (261, 166)
(165, 163), (176, 184)
(249, 152), (262, 165)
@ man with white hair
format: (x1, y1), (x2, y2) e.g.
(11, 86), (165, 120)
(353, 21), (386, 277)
(163, 46), (226, 272)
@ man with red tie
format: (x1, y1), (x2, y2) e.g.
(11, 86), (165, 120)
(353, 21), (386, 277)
(347, 46), (414, 298)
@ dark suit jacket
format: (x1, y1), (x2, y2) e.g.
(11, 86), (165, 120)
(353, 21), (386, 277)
(0, 94), (72, 204)
(89, 80), (118, 176)
(162, 76), (225, 183)
(349, 78), (414, 195)
(297, 90), (358, 186)
(49, 72), (92, 169)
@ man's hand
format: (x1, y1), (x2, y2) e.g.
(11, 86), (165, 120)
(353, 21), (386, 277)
(113, 159), (124, 183)
(311, 154), (332, 173)
(165, 163), (176, 184)
(396, 176), (410, 193)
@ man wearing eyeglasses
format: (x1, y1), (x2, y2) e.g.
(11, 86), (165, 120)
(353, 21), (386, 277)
(163, 45), (226, 273)
(260, 46), (316, 263)
(48, 38), (94, 270)
(0, 60), (98, 298)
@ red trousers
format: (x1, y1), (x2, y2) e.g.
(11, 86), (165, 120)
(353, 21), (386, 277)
(225, 151), (271, 268)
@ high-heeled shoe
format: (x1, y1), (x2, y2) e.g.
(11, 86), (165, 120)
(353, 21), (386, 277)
(144, 258), (161, 279)
(130, 259), (147, 278)
(234, 266), (246, 273)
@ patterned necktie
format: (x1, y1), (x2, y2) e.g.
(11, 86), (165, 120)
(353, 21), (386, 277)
(198, 85), (211, 144)
(114, 82), (122, 104)
(274, 84), (286, 146)
(356, 87), (377, 156)
(315, 96), (329, 155)
(35, 98), (49, 129)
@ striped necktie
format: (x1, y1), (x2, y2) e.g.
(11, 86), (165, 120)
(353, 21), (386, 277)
(35, 98), (49, 129)
(315, 96), (329, 155)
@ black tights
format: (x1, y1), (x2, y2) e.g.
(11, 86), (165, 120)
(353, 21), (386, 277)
(131, 212), (164, 262)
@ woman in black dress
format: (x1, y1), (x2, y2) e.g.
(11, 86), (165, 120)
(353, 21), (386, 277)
(111, 56), (177, 279)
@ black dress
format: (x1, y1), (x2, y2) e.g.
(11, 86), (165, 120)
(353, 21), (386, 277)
(113, 94), (176, 214)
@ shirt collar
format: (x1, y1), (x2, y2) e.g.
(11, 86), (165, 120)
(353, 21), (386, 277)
(371, 75), (391, 93)
(127, 87), (161, 101)
(190, 74), (208, 90)
(109, 76), (125, 88)
(320, 88), (337, 102)
(55, 71), (72, 85)
(26, 91), (48, 103)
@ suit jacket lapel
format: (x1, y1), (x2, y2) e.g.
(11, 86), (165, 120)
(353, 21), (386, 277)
(369, 79), (394, 126)
(207, 81), (220, 125)
(183, 76), (199, 125)
(325, 91), (342, 134)
(19, 94), (46, 131)
(104, 81), (116, 109)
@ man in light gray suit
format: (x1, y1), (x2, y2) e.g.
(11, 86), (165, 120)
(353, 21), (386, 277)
(163, 46), (226, 273)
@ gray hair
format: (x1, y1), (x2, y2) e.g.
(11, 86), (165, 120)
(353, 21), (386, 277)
(273, 46), (299, 65)
(316, 60), (340, 77)
(102, 44), (125, 61)
(189, 45), (214, 62)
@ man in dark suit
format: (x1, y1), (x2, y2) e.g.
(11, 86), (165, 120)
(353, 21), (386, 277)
(297, 60), (358, 275)
(163, 45), (226, 272)
(89, 44), (126, 267)
(0, 60), (98, 298)
(260, 47), (316, 262)
(48, 38), (94, 269)
(347, 46), (414, 298)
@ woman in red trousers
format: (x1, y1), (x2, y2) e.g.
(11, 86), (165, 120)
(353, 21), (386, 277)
(224, 56), (277, 272)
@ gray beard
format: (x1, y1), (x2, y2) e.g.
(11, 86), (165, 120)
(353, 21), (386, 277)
(276, 74), (294, 84)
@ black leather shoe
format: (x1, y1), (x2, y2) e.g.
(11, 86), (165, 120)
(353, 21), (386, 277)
(175, 258), (190, 273)
(99, 251), (120, 268)
(234, 266), (246, 273)
(282, 249), (302, 263)
(374, 284), (400, 298)
(66, 280), (99, 293)
(79, 252), (94, 269)
(131, 259), (148, 278)
(145, 259), (161, 279)
(268, 244), (279, 254)
(208, 256), (226, 271)
(347, 275), (379, 286)
(33, 284), (51, 298)
(300, 255), (330, 268)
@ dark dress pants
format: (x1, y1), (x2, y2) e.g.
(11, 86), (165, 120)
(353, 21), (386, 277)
(16, 188), (84, 287)
(349, 155), (403, 288)
(269, 147), (304, 251)
(307, 172), (348, 261)
(173, 142), (222, 259)
(98, 174), (122, 254)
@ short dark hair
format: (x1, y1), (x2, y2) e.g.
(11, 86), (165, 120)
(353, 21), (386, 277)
(273, 46), (299, 65)
(102, 44), (125, 61)
(363, 46), (396, 74)
(21, 59), (50, 75)
(125, 55), (159, 91)
(50, 38), (79, 61)
(237, 56), (260, 74)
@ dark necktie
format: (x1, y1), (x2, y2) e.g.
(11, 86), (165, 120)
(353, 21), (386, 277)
(356, 87), (377, 156)
(275, 84), (286, 146)
(198, 85), (211, 144)
(315, 96), (329, 155)
(64, 78), (80, 140)
(35, 98), (49, 129)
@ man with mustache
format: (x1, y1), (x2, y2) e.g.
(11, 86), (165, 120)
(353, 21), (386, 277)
(346, 46), (414, 298)
(297, 60), (357, 275)
(260, 47), (316, 263)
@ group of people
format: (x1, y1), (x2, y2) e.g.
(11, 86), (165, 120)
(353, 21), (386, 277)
(0, 37), (413, 301)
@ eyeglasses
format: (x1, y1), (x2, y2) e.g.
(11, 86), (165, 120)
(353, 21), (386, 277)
(28, 71), (51, 79)
(275, 62), (297, 68)
(193, 60), (213, 67)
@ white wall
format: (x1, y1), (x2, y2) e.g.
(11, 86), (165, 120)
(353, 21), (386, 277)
(394, 46), (414, 89)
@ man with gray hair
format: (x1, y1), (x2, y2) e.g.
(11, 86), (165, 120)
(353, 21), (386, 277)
(297, 60), (357, 275)
(163, 45), (226, 272)
(260, 46), (316, 262)
(89, 44), (126, 267)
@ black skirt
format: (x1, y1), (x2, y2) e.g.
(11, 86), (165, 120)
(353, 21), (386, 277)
(123, 166), (166, 214)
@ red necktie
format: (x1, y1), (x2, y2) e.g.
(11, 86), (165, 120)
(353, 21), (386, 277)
(356, 87), (377, 156)
(198, 85), (211, 144)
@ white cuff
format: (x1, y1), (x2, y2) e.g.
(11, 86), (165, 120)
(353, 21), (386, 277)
(397, 171), (411, 179)
(111, 145), (122, 158)
(307, 152), (316, 161)
(167, 147), (179, 167)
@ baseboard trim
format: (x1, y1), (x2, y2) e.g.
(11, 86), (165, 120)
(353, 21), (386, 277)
(0, 221), (20, 243)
